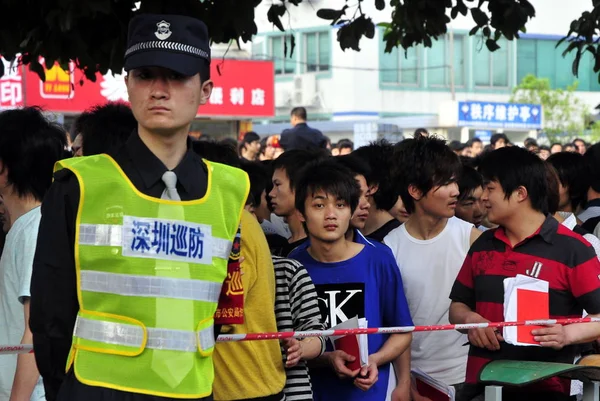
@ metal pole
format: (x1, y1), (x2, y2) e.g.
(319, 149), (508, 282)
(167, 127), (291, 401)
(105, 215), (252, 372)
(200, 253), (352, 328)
(582, 381), (600, 401)
(484, 385), (503, 401)
(449, 26), (456, 101)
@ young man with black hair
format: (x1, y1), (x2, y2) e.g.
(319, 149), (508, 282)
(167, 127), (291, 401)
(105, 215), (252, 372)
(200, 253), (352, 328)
(239, 131), (261, 161)
(335, 154), (372, 242)
(269, 149), (328, 256)
(292, 159), (413, 401)
(76, 102), (137, 156)
(578, 143), (600, 236)
(547, 152), (588, 216)
(337, 139), (354, 156)
(384, 136), (481, 391)
(546, 163), (600, 257)
(490, 133), (508, 149)
(466, 138), (483, 157)
(574, 138), (587, 155)
(0, 107), (66, 400)
(551, 143), (563, 154)
(449, 147), (600, 401)
(31, 14), (250, 401)
(456, 166), (486, 229)
(353, 140), (402, 242)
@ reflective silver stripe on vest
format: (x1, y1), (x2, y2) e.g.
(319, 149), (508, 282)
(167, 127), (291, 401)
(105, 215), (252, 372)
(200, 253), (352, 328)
(80, 271), (221, 303)
(79, 224), (232, 259)
(74, 316), (215, 352)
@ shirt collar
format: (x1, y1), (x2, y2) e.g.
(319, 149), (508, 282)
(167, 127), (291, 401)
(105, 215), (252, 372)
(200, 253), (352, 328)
(125, 130), (199, 194)
(494, 214), (557, 247)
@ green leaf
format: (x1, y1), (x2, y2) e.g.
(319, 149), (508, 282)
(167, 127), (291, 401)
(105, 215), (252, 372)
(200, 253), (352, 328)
(316, 7), (346, 21)
(377, 22), (391, 28)
(483, 26), (491, 37)
(290, 35), (296, 57)
(29, 60), (46, 82)
(375, 0), (385, 11)
(470, 7), (489, 26)
(486, 38), (500, 51)
(267, 4), (286, 31)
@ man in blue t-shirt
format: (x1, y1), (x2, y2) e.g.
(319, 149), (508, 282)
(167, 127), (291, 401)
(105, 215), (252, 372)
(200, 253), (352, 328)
(289, 159), (413, 401)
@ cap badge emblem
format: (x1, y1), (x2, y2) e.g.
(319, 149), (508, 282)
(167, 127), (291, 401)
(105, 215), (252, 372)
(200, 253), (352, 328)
(155, 20), (172, 40)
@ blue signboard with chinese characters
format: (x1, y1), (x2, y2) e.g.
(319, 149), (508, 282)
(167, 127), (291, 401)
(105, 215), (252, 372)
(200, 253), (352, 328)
(458, 101), (542, 130)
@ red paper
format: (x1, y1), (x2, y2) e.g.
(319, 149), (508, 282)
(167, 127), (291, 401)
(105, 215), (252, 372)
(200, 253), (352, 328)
(415, 378), (452, 401)
(516, 288), (549, 344)
(334, 336), (361, 371)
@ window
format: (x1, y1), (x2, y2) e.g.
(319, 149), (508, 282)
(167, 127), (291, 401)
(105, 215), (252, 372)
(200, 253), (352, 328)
(381, 46), (420, 85)
(270, 35), (296, 75)
(304, 31), (330, 72)
(473, 37), (509, 87)
(516, 38), (600, 91)
(427, 34), (465, 87)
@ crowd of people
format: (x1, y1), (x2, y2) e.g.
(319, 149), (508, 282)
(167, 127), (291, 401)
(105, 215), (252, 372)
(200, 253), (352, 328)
(1, 11), (600, 401)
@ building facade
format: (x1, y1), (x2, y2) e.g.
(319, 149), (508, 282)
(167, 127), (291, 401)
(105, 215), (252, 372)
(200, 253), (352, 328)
(251, 0), (600, 143)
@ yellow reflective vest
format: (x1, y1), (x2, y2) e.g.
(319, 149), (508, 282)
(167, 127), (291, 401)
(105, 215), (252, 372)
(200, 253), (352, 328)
(56, 154), (249, 398)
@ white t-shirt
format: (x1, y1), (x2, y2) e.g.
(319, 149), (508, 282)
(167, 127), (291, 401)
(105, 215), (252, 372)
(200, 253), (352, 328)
(384, 217), (472, 385)
(0, 207), (45, 400)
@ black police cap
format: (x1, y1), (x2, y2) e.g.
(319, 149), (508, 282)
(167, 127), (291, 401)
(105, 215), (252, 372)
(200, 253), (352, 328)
(124, 14), (211, 77)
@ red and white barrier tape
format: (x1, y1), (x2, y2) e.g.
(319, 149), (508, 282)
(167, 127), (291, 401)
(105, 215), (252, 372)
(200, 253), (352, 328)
(4, 317), (600, 354)
(216, 317), (600, 342)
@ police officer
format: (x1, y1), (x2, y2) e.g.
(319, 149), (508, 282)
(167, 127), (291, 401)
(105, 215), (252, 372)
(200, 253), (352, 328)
(30, 14), (249, 401)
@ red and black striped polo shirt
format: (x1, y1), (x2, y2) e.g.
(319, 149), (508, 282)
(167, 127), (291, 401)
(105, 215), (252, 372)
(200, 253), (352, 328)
(450, 215), (600, 395)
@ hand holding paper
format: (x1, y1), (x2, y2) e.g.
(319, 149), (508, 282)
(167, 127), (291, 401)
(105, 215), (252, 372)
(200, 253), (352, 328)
(503, 274), (549, 346)
(354, 358), (378, 391)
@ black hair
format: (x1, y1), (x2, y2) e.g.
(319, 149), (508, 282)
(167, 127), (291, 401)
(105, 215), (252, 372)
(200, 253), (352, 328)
(414, 128), (428, 138)
(295, 159), (360, 217)
(573, 138), (587, 146)
(458, 166), (484, 202)
(271, 149), (329, 191)
(240, 131), (260, 146)
(564, 143), (577, 151)
(0, 107), (67, 201)
(490, 133), (508, 146)
(466, 137), (482, 146)
(240, 160), (270, 208)
(192, 139), (241, 168)
(524, 137), (539, 148)
(352, 139), (397, 210)
(391, 136), (462, 214)
(545, 162), (561, 215)
(583, 142), (600, 193)
(449, 140), (466, 152)
(291, 107), (307, 120)
(539, 145), (551, 152)
(479, 146), (548, 214)
(460, 155), (478, 169)
(78, 102), (136, 156)
(337, 139), (354, 151)
(335, 154), (371, 183)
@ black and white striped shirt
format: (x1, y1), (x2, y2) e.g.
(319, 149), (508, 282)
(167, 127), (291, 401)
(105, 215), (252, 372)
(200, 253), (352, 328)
(273, 256), (326, 401)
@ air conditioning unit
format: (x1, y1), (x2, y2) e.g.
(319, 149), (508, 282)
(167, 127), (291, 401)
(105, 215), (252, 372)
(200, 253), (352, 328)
(292, 74), (317, 106)
(275, 87), (291, 108)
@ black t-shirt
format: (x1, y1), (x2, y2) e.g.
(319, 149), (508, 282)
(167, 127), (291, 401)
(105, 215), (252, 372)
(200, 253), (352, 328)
(271, 237), (308, 258)
(366, 219), (401, 243)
